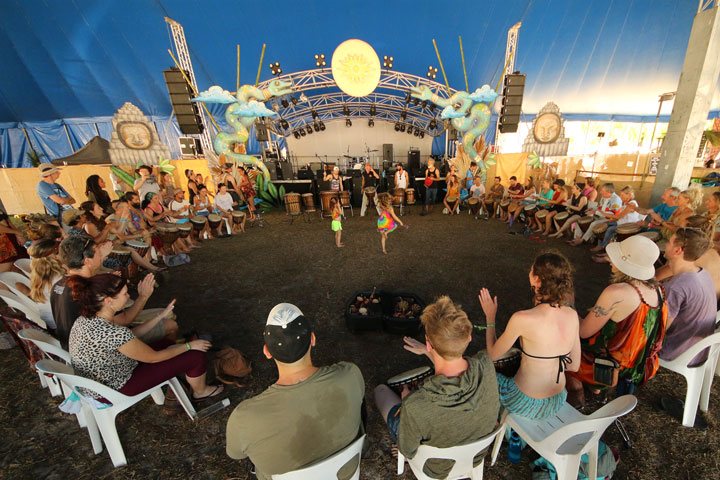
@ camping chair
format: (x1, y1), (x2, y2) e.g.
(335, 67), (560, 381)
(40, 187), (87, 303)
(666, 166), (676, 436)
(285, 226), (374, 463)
(398, 425), (504, 480)
(17, 328), (67, 397)
(504, 396), (637, 480)
(659, 326), (720, 427)
(0, 291), (46, 329)
(272, 434), (365, 480)
(14, 258), (32, 278)
(0, 271), (38, 315)
(35, 359), (197, 468)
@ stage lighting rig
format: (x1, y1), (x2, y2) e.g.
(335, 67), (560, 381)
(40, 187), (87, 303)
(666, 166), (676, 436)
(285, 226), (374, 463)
(400, 124), (406, 132)
(421, 101), (427, 109)
(270, 62), (282, 75)
(419, 131), (425, 138)
(280, 119), (289, 129)
(290, 97), (298, 106)
(300, 128), (306, 137)
(368, 119), (374, 127)
(370, 104), (376, 116)
(428, 120), (438, 130)
(306, 125), (313, 135)
(319, 121), (326, 131)
(407, 126), (413, 134)
(299, 93), (308, 103)
(382, 55), (394, 69)
(311, 110), (319, 119)
(293, 131), (300, 139)
(400, 111), (407, 120)
(427, 66), (438, 79)
(314, 53), (327, 67)
(429, 103), (436, 112)
(405, 92), (412, 104)
(346, 119), (352, 127)
(395, 123), (401, 132)
(313, 122), (320, 132)
(413, 98), (419, 106)
(343, 105), (350, 116)
(414, 129), (419, 137)
(281, 99), (289, 108)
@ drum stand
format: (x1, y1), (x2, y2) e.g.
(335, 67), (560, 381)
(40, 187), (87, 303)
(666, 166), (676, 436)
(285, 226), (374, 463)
(342, 203), (354, 217)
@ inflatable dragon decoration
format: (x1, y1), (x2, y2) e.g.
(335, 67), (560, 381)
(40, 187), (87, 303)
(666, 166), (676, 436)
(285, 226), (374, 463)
(192, 79), (293, 180)
(410, 84), (498, 181)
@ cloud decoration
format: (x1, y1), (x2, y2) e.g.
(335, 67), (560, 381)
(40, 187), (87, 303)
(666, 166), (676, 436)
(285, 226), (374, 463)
(468, 85), (498, 103)
(440, 105), (467, 119)
(231, 100), (277, 117)
(192, 85), (236, 104)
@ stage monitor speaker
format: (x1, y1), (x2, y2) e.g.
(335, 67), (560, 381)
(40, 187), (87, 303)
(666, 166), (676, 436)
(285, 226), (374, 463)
(255, 121), (269, 142)
(278, 161), (293, 180)
(163, 68), (204, 135)
(178, 137), (203, 156)
(383, 144), (393, 162)
(408, 149), (420, 172)
(263, 161), (278, 180)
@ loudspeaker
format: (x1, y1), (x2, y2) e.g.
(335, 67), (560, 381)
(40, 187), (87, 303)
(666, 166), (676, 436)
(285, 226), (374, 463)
(163, 68), (203, 135)
(255, 121), (269, 142)
(499, 73), (526, 133)
(447, 127), (458, 141)
(278, 161), (293, 180)
(352, 178), (363, 207)
(179, 137), (202, 156)
(383, 144), (393, 162)
(408, 149), (420, 172)
(263, 161), (278, 180)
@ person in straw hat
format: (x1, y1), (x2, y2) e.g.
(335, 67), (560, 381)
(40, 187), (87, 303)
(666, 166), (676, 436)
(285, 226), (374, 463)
(36, 163), (75, 222)
(565, 235), (668, 407)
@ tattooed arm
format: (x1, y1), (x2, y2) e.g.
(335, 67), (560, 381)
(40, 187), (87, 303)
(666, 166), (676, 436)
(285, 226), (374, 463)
(579, 285), (625, 339)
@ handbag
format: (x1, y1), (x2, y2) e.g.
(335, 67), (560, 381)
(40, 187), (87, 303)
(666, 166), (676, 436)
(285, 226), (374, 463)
(213, 347), (252, 386)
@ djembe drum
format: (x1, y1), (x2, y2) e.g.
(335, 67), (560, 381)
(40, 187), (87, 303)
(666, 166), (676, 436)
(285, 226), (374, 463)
(536, 209), (548, 223)
(320, 191), (339, 218)
(616, 223), (641, 241)
(284, 193), (302, 215)
(405, 188), (416, 205)
(208, 214), (222, 235)
(340, 191), (351, 208)
(387, 366), (433, 394)
(231, 211), (245, 226)
(302, 193), (316, 213)
(392, 188), (405, 207)
(177, 224), (192, 239)
(156, 224), (179, 255)
(577, 216), (594, 234)
(124, 240), (149, 279)
(493, 348), (521, 377)
(592, 222), (608, 243)
(108, 247), (131, 279)
(555, 211), (570, 230)
(364, 187), (377, 208)
(523, 204), (537, 219)
(468, 197), (481, 217)
(500, 199), (510, 213)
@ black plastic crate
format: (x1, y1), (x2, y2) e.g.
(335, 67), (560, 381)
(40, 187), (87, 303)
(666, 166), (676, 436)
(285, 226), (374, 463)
(344, 290), (385, 333)
(383, 292), (425, 335)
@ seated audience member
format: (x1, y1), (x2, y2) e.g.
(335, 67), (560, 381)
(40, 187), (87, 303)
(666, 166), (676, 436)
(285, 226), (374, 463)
(443, 174), (461, 215)
(28, 239), (64, 330)
(590, 186), (646, 261)
(527, 179), (554, 232)
(193, 186), (214, 218)
(509, 176), (536, 225)
(705, 191), (720, 249)
(658, 228), (716, 366)
(0, 207), (28, 273)
(488, 176), (505, 219)
(538, 179), (568, 235)
(375, 297), (500, 479)
(630, 186), (679, 228)
(583, 177), (598, 204)
(566, 236), (667, 407)
(469, 176), (488, 218)
(25, 215), (64, 246)
(214, 183), (242, 234)
(502, 176), (524, 222)
(52, 236), (177, 348)
(549, 182), (588, 238)
(168, 189), (207, 245)
(68, 273), (222, 401)
(659, 185), (703, 242)
(569, 183), (623, 246)
(479, 253), (580, 419)
(85, 174), (113, 214)
(226, 303), (364, 480)
(144, 192), (190, 254)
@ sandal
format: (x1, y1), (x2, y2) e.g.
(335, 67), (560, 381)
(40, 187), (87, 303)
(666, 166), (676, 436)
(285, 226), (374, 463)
(192, 384), (224, 402)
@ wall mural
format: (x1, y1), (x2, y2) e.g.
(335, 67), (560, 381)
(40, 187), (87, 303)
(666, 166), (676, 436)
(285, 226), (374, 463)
(522, 102), (569, 157)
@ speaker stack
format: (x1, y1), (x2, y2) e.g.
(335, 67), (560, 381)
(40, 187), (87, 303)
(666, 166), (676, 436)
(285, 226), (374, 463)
(499, 73), (526, 133)
(163, 68), (203, 135)
(408, 149), (420, 177)
(383, 144), (394, 163)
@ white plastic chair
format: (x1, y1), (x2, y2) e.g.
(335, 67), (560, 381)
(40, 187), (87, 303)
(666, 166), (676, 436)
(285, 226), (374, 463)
(14, 258), (32, 278)
(0, 271), (39, 315)
(505, 396), (637, 480)
(0, 291), (46, 329)
(272, 434), (365, 480)
(35, 359), (197, 468)
(398, 424), (504, 480)
(659, 327), (720, 427)
(16, 327), (66, 397)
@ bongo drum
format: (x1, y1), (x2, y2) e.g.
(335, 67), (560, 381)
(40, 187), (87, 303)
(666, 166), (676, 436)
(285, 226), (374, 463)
(493, 348), (521, 377)
(190, 216), (206, 232)
(616, 223), (641, 241)
(208, 213), (222, 233)
(508, 202), (519, 214)
(364, 187), (377, 208)
(592, 222), (608, 242)
(523, 204), (537, 218)
(555, 211), (570, 230)
(500, 199), (510, 212)
(232, 210), (246, 224)
(125, 239), (150, 258)
(578, 216), (594, 233)
(392, 188), (405, 207)
(405, 188), (416, 205)
(638, 231), (660, 242)
(108, 247), (131, 279)
(302, 193), (316, 212)
(340, 191), (351, 208)
(156, 224), (179, 254)
(177, 224), (192, 239)
(484, 199), (495, 215)
(320, 190), (339, 218)
(284, 193), (302, 215)
(447, 195), (458, 204)
(535, 209), (548, 222)
(468, 197), (480, 216)
(387, 366), (433, 393)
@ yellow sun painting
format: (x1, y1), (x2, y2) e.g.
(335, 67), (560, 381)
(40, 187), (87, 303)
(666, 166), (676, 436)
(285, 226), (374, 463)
(331, 39), (381, 97)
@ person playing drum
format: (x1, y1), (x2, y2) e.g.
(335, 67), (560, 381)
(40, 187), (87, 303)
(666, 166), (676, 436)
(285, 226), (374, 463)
(591, 186), (645, 262)
(509, 176), (536, 226)
(469, 176), (487, 219)
(538, 179), (568, 235)
(168, 189), (205, 247)
(218, 162), (246, 209)
(374, 296), (500, 479)
(487, 176), (505, 219)
(395, 163), (409, 190)
(214, 183), (242, 235)
(478, 252), (580, 420)
(144, 192), (191, 254)
(502, 176), (524, 222)
(323, 166), (344, 192)
(549, 182), (588, 239)
(361, 162), (380, 216)
(443, 174), (461, 216)
(465, 161), (479, 191)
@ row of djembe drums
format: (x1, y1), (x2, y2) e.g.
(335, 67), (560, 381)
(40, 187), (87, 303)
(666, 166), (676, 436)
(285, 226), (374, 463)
(283, 188), (419, 218)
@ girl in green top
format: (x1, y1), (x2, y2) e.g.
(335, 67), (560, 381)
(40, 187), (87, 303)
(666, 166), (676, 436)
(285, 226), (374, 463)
(528, 179), (554, 231)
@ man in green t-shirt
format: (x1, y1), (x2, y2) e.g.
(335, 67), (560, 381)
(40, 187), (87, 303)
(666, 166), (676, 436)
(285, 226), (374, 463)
(375, 296), (500, 479)
(226, 303), (365, 480)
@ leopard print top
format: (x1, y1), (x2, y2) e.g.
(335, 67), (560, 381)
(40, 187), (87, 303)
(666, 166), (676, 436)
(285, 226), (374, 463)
(69, 316), (138, 397)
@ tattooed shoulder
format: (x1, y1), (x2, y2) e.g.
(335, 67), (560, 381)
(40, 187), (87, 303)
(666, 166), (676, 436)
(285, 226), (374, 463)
(590, 300), (622, 317)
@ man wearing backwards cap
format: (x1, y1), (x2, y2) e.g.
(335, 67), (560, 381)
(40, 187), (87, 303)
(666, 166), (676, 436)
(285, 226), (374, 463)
(36, 164), (75, 221)
(226, 303), (364, 480)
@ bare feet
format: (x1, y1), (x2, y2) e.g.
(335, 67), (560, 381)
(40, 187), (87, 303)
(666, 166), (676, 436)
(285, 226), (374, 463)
(337, 243), (345, 248)
(589, 245), (604, 253)
(568, 239), (583, 246)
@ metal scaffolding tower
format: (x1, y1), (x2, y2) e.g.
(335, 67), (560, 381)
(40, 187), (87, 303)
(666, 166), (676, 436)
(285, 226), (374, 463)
(495, 22), (522, 150)
(164, 17), (214, 157)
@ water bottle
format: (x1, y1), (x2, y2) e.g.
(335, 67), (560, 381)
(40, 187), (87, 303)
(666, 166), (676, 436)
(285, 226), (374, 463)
(508, 430), (522, 464)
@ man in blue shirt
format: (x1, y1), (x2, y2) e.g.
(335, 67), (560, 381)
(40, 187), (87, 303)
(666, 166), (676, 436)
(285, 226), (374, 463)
(629, 186), (679, 228)
(36, 164), (75, 220)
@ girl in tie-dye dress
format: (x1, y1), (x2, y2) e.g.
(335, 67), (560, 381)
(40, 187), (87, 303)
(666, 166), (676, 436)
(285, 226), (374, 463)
(377, 193), (404, 254)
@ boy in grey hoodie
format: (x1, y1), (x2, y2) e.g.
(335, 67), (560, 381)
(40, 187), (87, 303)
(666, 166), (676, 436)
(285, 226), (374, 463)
(375, 296), (500, 478)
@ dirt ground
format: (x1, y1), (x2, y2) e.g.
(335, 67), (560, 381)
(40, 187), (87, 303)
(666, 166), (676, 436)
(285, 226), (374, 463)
(1, 207), (720, 479)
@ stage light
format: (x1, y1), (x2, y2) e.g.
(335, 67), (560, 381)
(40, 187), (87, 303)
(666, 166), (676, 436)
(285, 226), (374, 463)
(370, 104), (376, 116)
(306, 125), (313, 135)
(413, 98), (419, 106)
(395, 123), (401, 132)
(281, 99), (289, 108)
(405, 92), (412, 104)
(314, 53), (327, 67)
(407, 126), (413, 134)
(343, 105), (350, 116)
(428, 120), (437, 130)
(346, 119), (352, 127)
(421, 101), (427, 109)
(293, 131), (300, 139)
(300, 128), (306, 137)
(427, 66), (438, 79)
(400, 111), (407, 120)
(419, 131), (425, 138)
(291, 97), (298, 106)
(313, 122), (320, 132)
(299, 93), (308, 103)
(271, 103), (280, 113)
(400, 124), (406, 132)
(368, 119), (374, 127)
(383, 55), (394, 69)
(319, 121), (326, 131)
(429, 104), (436, 112)
(280, 119), (289, 129)
(414, 129), (419, 137)
(311, 110), (319, 119)
(270, 62), (282, 76)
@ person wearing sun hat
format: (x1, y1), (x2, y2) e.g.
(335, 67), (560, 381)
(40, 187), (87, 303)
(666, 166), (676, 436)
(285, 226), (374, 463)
(36, 163), (75, 222)
(565, 235), (668, 407)
(225, 303), (365, 480)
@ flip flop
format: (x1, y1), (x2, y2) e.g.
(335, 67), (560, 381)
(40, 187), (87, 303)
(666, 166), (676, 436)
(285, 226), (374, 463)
(192, 384), (224, 403)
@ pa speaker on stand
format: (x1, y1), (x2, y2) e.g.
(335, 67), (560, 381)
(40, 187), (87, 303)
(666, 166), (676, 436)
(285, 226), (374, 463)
(163, 68), (203, 135)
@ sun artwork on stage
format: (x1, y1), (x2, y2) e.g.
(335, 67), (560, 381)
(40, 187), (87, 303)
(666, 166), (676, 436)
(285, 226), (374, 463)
(331, 39), (381, 97)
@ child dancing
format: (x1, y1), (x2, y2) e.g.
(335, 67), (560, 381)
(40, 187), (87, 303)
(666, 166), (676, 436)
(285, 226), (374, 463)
(330, 197), (344, 247)
(377, 193), (404, 254)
